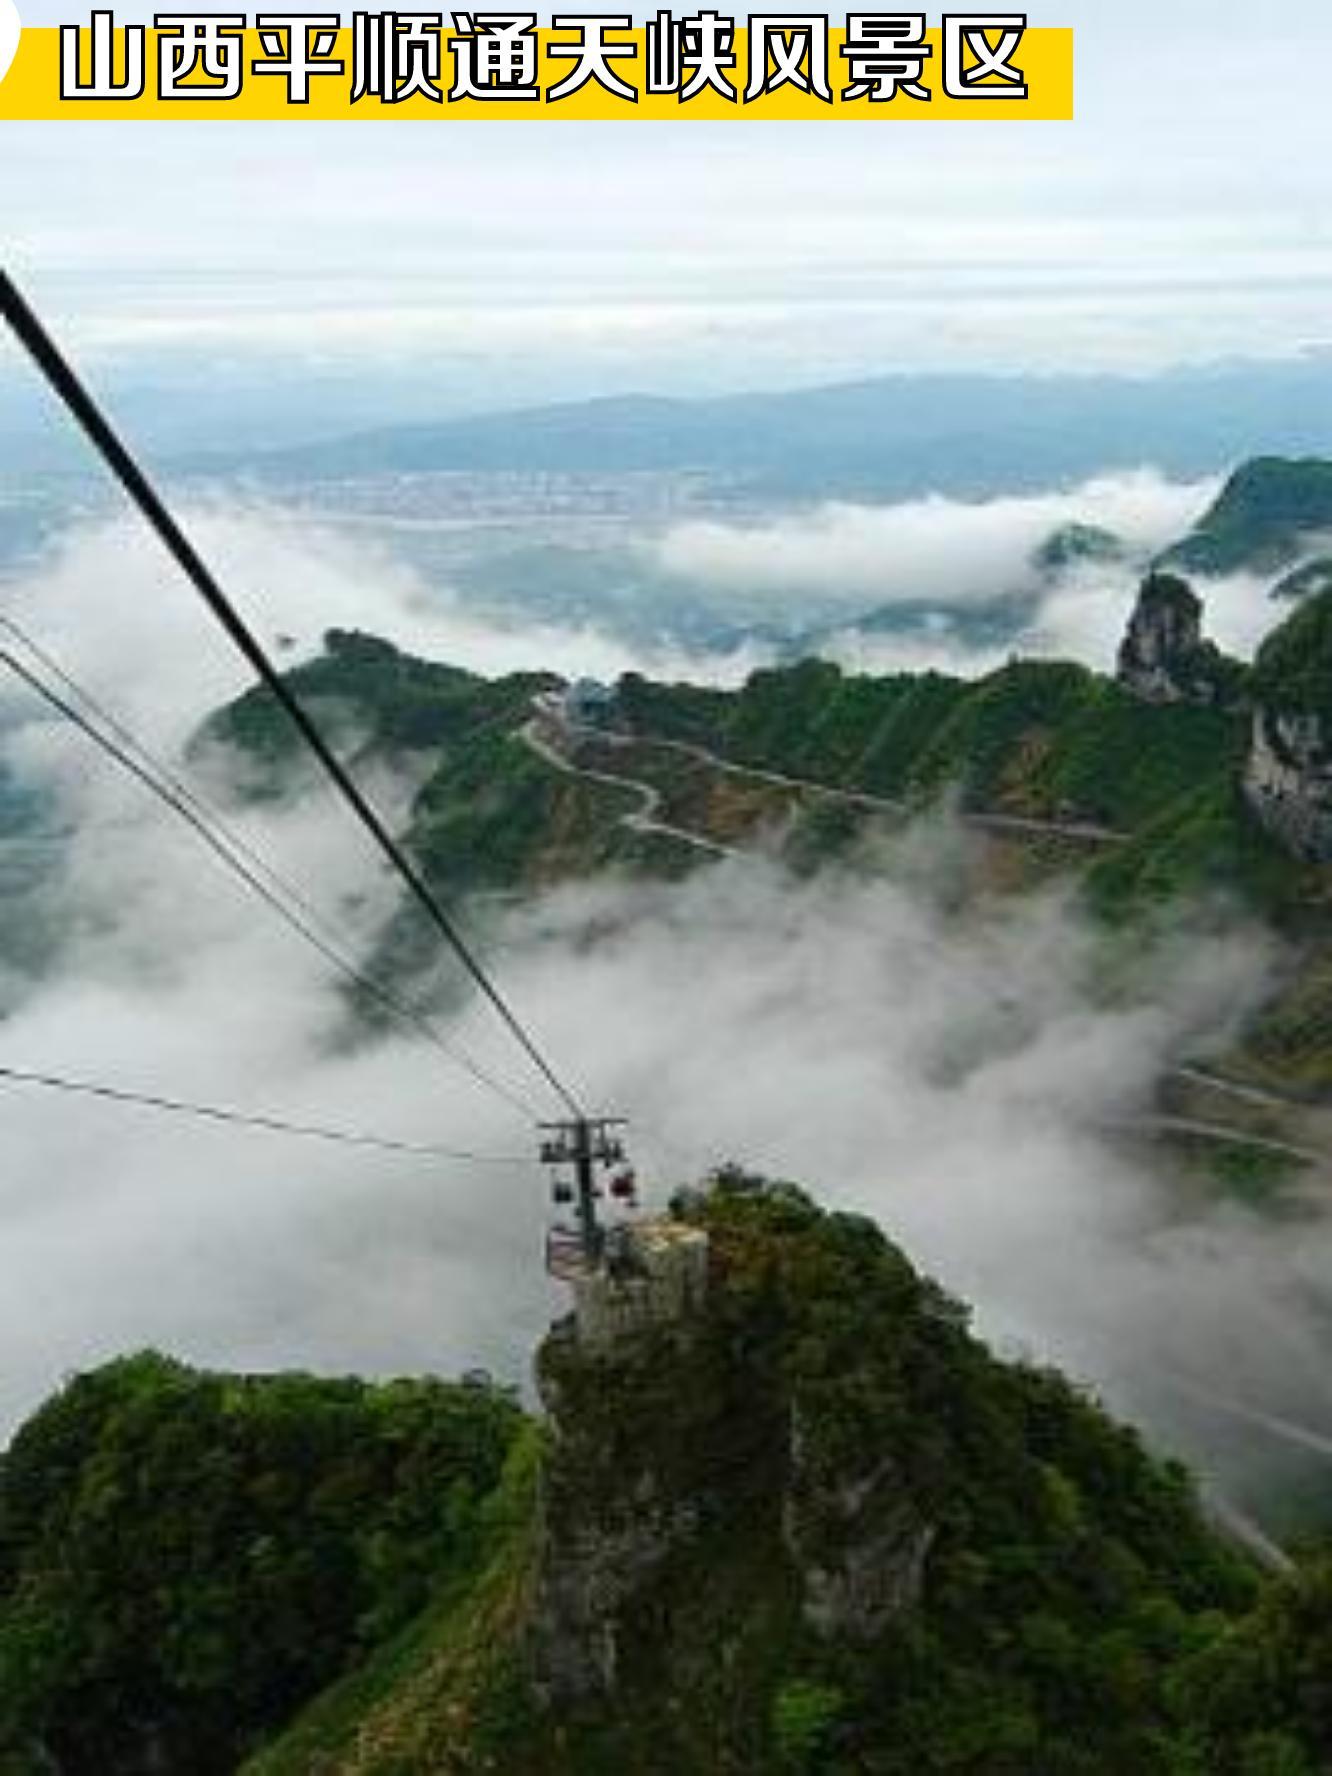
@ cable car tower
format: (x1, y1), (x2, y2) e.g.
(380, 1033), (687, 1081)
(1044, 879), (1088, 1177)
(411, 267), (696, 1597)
(541, 1116), (638, 1281)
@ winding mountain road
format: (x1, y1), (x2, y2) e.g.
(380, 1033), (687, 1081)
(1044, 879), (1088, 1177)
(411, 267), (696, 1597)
(522, 706), (1332, 1173)
(1166, 1066), (1332, 1165)
(520, 720), (737, 860)
(1128, 1114), (1328, 1171)
(571, 722), (1126, 846)
(678, 739), (1124, 846)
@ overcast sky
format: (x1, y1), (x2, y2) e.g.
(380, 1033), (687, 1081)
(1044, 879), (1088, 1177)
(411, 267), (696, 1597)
(3, 1), (1331, 415)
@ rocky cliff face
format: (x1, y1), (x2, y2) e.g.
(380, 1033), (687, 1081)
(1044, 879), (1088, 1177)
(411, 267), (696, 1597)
(1244, 710), (1332, 862)
(505, 1184), (1253, 1774)
(1116, 573), (1238, 706)
(526, 1201), (936, 1709)
(782, 1405), (934, 1643)
(1112, 576), (1330, 866)
(1245, 589), (1332, 863)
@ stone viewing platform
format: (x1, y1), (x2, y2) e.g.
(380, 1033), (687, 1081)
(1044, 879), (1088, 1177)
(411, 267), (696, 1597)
(569, 1216), (710, 1349)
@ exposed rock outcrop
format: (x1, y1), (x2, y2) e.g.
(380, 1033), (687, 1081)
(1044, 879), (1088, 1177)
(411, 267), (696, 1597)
(1244, 710), (1332, 862)
(528, 1220), (716, 1700)
(527, 1200), (937, 1706)
(528, 1255), (772, 1705)
(1116, 573), (1246, 708)
(1245, 588), (1332, 862)
(782, 1408), (933, 1643)
(567, 1219), (710, 1352)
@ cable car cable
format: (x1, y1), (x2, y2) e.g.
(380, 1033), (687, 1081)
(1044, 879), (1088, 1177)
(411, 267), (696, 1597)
(0, 621), (541, 1120)
(0, 1063), (530, 1164)
(0, 268), (585, 1122)
(0, 645), (540, 1122)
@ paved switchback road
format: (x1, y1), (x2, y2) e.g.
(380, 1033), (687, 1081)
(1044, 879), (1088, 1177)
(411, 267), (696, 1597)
(519, 721), (737, 860)
(523, 711), (1332, 1173)
(558, 718), (1126, 848)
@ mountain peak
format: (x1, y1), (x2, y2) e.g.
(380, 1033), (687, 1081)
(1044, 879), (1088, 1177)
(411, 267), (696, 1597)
(1160, 455), (1332, 576)
(1116, 571), (1246, 707)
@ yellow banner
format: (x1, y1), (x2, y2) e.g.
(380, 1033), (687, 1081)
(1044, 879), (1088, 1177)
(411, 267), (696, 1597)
(0, 19), (1073, 120)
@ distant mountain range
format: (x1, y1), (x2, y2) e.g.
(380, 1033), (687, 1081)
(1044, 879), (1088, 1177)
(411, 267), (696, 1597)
(192, 357), (1332, 501)
(820, 455), (1332, 661)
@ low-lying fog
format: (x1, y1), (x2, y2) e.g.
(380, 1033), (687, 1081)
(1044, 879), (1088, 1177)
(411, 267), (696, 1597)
(1, 487), (1328, 1535)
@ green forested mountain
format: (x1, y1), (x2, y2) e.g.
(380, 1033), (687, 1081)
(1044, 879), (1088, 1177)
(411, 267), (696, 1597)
(1253, 589), (1332, 722)
(1271, 558), (1332, 605)
(3, 1183), (1331, 1774)
(1033, 522), (1128, 573)
(616, 654), (1248, 836)
(196, 611), (1332, 1096)
(204, 622), (1309, 921)
(1159, 457), (1332, 577)
(210, 631), (1250, 879)
(198, 629), (555, 780)
(4, 576), (1332, 1770)
(0, 1358), (523, 1774)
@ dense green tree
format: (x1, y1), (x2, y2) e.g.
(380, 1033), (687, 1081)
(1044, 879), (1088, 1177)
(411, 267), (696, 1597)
(0, 1355), (522, 1774)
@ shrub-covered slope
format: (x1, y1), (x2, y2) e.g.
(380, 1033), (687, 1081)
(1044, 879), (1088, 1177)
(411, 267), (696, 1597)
(198, 629), (549, 774)
(200, 628), (671, 900)
(204, 623), (1290, 917)
(613, 656), (1248, 834)
(209, 630), (1251, 857)
(1159, 457), (1332, 577)
(1252, 587), (1332, 724)
(202, 623), (1329, 1090)
(7, 1189), (1332, 1772)
(7, 1179), (1332, 1776)
(0, 1356), (523, 1774)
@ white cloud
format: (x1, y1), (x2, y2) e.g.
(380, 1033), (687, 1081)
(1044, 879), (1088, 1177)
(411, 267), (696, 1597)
(7, 1), (1332, 397)
(0, 502), (764, 762)
(1029, 560), (1292, 674)
(0, 761), (1292, 1493)
(654, 469), (1215, 607)
(645, 470), (1311, 682)
(2, 500), (1330, 1533)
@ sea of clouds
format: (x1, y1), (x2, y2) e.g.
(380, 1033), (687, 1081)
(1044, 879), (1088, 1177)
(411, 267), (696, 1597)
(650, 466), (1297, 677)
(0, 495), (1328, 1532)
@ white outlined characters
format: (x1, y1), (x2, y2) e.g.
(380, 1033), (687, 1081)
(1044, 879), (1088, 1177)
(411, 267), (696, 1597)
(942, 11), (1027, 98)
(644, 7), (678, 92)
(744, 14), (831, 104)
(546, 13), (638, 102)
(841, 12), (931, 102)
(60, 9), (145, 98)
(251, 12), (344, 100)
(36, 3), (1063, 114)
(448, 11), (539, 99)
(0, 0), (21, 89)
(645, 9), (738, 102)
(156, 14), (246, 99)
(350, 10), (445, 102)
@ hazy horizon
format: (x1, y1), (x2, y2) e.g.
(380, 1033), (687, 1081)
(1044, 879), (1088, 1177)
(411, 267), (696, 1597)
(6, 0), (1332, 437)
